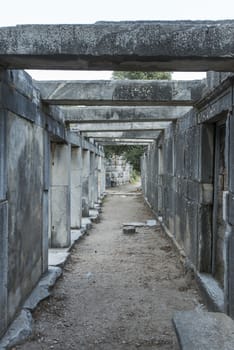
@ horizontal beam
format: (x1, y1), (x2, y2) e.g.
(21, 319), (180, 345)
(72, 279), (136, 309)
(0, 21), (234, 71)
(96, 138), (155, 142)
(62, 106), (191, 123)
(70, 121), (170, 132)
(101, 141), (152, 145)
(82, 131), (161, 139)
(36, 80), (204, 106)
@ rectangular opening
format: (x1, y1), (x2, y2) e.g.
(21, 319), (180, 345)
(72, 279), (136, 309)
(212, 118), (228, 289)
(0, 201), (8, 337)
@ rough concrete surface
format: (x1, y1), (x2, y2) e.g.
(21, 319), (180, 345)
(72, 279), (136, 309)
(123, 226), (136, 234)
(173, 310), (234, 350)
(83, 131), (161, 139)
(36, 80), (203, 106)
(0, 310), (32, 349)
(16, 183), (202, 350)
(1, 22), (234, 71)
(0, 268), (62, 349)
(196, 273), (224, 312)
(23, 267), (62, 311)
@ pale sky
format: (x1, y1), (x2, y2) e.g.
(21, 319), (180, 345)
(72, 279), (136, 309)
(1, 0), (233, 81)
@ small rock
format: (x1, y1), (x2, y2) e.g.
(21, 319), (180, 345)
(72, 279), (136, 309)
(123, 226), (136, 234)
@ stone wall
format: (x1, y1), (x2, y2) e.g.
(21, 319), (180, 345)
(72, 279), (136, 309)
(0, 69), (105, 337)
(106, 156), (133, 187)
(141, 74), (234, 317)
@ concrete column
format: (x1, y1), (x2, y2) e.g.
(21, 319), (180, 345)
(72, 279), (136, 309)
(141, 153), (147, 196)
(42, 130), (50, 272)
(225, 112), (234, 317)
(101, 156), (106, 195)
(71, 146), (82, 228)
(94, 154), (99, 203)
(89, 151), (95, 209)
(97, 155), (103, 199)
(50, 142), (71, 248)
(82, 149), (90, 217)
(0, 86), (8, 336)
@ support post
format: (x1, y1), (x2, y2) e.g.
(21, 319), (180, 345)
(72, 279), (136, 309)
(50, 142), (71, 248)
(82, 149), (90, 217)
(71, 146), (82, 228)
(89, 152), (95, 209)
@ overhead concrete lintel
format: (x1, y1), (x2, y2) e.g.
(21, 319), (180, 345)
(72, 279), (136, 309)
(0, 22), (234, 71)
(36, 80), (205, 106)
(70, 121), (170, 132)
(82, 131), (161, 139)
(63, 106), (191, 123)
(98, 138), (155, 143)
(99, 141), (154, 145)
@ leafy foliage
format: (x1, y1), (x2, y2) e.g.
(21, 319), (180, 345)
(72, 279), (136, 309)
(104, 145), (145, 172)
(112, 71), (172, 80)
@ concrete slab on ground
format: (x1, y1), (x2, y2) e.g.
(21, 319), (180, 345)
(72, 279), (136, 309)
(0, 310), (32, 350)
(196, 273), (224, 312)
(106, 191), (141, 196)
(123, 220), (158, 227)
(89, 209), (99, 217)
(71, 229), (85, 247)
(0, 267), (62, 349)
(49, 230), (85, 267)
(23, 267), (62, 310)
(172, 310), (234, 350)
(123, 226), (136, 234)
(81, 217), (92, 230)
(49, 249), (70, 267)
(146, 219), (158, 226)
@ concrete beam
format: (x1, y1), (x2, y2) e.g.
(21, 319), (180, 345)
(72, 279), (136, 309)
(71, 121), (170, 132)
(63, 106), (191, 123)
(99, 140), (154, 145)
(0, 21), (234, 71)
(36, 80), (204, 106)
(82, 131), (161, 139)
(103, 142), (151, 145)
(98, 138), (155, 143)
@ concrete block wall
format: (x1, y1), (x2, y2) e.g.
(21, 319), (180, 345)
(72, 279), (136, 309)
(141, 77), (234, 318)
(143, 114), (213, 269)
(106, 155), (133, 187)
(0, 69), (106, 338)
(0, 70), (46, 335)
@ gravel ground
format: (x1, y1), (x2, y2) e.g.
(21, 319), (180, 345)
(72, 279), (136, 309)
(16, 183), (203, 350)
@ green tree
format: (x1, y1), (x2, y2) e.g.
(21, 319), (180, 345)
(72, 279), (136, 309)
(105, 70), (171, 172)
(112, 71), (171, 80)
(104, 145), (145, 172)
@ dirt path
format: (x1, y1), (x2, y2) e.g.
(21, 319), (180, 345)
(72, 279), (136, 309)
(17, 183), (202, 350)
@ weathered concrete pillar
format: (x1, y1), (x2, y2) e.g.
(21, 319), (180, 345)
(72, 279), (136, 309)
(82, 149), (90, 217)
(97, 155), (101, 199)
(97, 155), (105, 199)
(141, 153), (147, 196)
(101, 156), (106, 195)
(50, 142), (71, 248)
(89, 151), (95, 209)
(94, 154), (99, 203)
(42, 131), (50, 272)
(224, 112), (234, 317)
(71, 146), (82, 228)
(0, 104), (8, 337)
(197, 123), (214, 272)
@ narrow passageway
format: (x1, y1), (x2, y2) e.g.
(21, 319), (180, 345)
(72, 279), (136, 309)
(17, 183), (201, 350)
